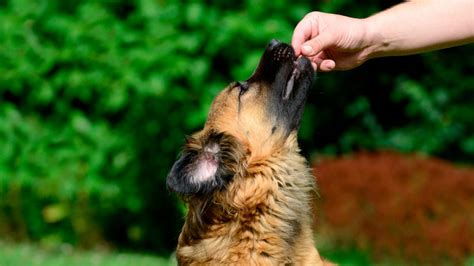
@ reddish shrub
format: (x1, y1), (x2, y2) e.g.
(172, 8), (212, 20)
(313, 151), (474, 262)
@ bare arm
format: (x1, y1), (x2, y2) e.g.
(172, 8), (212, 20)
(292, 0), (474, 71)
(365, 0), (474, 58)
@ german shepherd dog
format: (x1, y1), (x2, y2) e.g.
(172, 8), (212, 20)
(167, 40), (329, 265)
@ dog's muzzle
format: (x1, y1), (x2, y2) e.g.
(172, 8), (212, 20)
(248, 40), (313, 101)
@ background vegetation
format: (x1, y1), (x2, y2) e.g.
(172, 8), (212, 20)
(315, 152), (474, 264)
(0, 0), (472, 264)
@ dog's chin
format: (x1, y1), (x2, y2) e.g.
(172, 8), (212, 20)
(280, 56), (313, 129)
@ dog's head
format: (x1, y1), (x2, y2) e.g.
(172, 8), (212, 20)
(167, 40), (314, 195)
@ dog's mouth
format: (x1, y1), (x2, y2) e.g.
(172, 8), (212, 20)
(283, 57), (308, 100)
(247, 40), (314, 131)
(248, 40), (314, 103)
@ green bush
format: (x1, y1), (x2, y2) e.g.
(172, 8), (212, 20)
(0, 0), (313, 253)
(0, 0), (472, 255)
(314, 47), (474, 162)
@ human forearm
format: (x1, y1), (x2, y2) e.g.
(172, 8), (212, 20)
(364, 0), (474, 59)
(292, 0), (474, 71)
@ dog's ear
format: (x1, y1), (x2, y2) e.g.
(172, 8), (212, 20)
(167, 132), (245, 195)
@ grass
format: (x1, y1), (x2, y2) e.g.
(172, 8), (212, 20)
(0, 241), (175, 266)
(319, 247), (372, 266)
(2, 240), (473, 266)
(1, 241), (372, 266)
(0, 240), (371, 266)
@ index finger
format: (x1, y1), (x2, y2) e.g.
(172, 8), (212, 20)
(292, 15), (317, 56)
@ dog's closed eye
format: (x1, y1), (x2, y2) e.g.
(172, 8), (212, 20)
(232, 81), (249, 96)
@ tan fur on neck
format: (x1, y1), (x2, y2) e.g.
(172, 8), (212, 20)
(177, 133), (326, 265)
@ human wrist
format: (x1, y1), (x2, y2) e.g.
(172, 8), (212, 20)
(360, 16), (389, 60)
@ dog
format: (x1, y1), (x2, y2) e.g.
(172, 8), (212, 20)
(167, 40), (330, 265)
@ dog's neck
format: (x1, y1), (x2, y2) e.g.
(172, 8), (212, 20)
(178, 142), (316, 263)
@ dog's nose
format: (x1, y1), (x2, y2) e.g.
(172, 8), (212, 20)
(265, 40), (295, 63)
(248, 40), (296, 83)
(274, 45), (294, 63)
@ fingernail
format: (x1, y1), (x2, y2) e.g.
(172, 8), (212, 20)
(302, 45), (313, 55)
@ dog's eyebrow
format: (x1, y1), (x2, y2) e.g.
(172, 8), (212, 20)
(229, 81), (239, 88)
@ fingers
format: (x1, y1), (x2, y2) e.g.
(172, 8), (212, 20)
(319, 60), (336, 71)
(292, 12), (335, 60)
(308, 52), (335, 72)
(309, 58), (335, 72)
(292, 12), (338, 71)
(292, 13), (318, 56)
(301, 31), (335, 57)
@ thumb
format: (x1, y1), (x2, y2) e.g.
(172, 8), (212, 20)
(301, 32), (335, 57)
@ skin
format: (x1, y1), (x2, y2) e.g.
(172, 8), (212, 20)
(292, 0), (474, 71)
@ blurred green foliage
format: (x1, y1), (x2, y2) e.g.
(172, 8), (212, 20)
(318, 50), (474, 161)
(0, 0), (472, 256)
(0, 241), (175, 266)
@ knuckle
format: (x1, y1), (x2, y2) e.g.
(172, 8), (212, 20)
(304, 11), (318, 20)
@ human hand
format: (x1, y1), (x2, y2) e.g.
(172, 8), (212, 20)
(292, 11), (372, 71)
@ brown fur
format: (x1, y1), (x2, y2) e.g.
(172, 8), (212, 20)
(169, 42), (332, 265)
